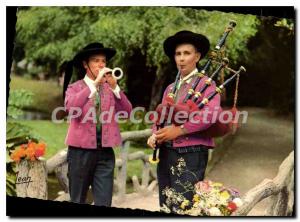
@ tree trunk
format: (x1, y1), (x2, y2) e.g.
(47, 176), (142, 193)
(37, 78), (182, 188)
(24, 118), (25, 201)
(16, 159), (48, 200)
(149, 66), (168, 110)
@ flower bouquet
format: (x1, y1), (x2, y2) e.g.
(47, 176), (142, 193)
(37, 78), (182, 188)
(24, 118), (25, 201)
(10, 141), (46, 163)
(163, 180), (243, 216)
(161, 158), (242, 216)
(190, 180), (242, 216)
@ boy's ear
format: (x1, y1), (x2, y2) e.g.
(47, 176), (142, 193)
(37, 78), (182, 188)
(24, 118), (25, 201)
(82, 61), (88, 69)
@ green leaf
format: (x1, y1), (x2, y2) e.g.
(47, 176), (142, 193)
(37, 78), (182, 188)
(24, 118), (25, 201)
(6, 171), (16, 196)
(6, 121), (40, 152)
(6, 150), (13, 163)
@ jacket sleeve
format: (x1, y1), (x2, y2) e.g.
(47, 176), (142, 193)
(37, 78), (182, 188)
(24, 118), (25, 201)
(114, 90), (133, 115)
(183, 81), (221, 134)
(64, 84), (91, 113)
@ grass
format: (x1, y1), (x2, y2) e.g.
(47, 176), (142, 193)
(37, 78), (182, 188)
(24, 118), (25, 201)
(9, 75), (63, 115)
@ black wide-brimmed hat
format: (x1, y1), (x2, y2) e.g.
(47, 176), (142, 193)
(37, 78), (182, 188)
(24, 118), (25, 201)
(62, 42), (116, 100)
(73, 42), (116, 68)
(163, 30), (210, 61)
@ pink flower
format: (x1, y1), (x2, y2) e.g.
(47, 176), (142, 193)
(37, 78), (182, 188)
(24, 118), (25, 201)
(195, 181), (211, 193)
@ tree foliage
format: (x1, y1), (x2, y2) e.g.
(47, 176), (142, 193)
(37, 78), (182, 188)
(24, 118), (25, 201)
(15, 7), (259, 76)
(7, 89), (34, 119)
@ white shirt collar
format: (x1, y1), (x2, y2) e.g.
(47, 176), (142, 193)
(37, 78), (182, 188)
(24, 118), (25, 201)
(83, 74), (96, 88)
(179, 68), (198, 85)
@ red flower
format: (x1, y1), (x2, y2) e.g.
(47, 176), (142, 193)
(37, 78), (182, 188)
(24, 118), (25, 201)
(35, 142), (46, 158)
(227, 201), (237, 212)
(35, 147), (45, 157)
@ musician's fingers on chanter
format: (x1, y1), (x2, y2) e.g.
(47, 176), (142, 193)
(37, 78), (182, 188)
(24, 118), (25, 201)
(147, 136), (155, 148)
(147, 137), (152, 146)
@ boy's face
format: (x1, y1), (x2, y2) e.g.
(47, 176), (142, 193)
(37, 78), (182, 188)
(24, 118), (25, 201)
(83, 54), (107, 80)
(174, 43), (201, 76)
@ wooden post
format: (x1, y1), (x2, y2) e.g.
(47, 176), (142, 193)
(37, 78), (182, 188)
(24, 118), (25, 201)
(16, 159), (48, 200)
(131, 154), (158, 196)
(141, 161), (150, 188)
(116, 141), (130, 200)
(55, 162), (69, 193)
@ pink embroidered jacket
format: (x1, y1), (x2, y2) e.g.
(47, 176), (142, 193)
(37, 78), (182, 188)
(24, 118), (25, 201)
(153, 75), (221, 148)
(64, 80), (132, 149)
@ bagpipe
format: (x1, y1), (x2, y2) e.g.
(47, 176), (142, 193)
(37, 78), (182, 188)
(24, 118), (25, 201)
(149, 20), (246, 164)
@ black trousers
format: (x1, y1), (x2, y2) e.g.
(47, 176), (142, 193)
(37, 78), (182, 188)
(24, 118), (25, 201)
(157, 143), (208, 211)
(67, 146), (115, 206)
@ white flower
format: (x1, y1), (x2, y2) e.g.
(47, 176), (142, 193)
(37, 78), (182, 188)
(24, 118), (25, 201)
(209, 207), (222, 216)
(160, 204), (171, 213)
(188, 207), (201, 216)
(165, 189), (173, 197)
(233, 198), (243, 207)
(170, 166), (175, 175)
(197, 200), (206, 209)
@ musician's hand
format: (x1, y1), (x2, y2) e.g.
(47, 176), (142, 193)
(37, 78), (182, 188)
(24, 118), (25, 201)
(105, 73), (117, 90)
(147, 134), (157, 149)
(155, 125), (184, 144)
(95, 67), (112, 86)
